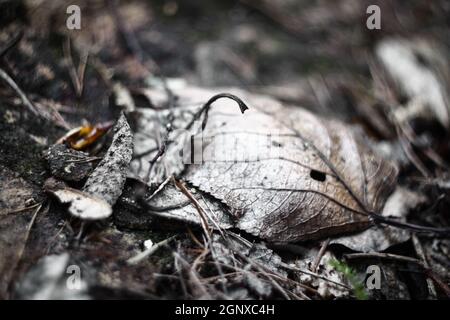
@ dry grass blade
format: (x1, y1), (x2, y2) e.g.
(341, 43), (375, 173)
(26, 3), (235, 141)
(127, 236), (176, 265)
(173, 251), (212, 299)
(0, 67), (40, 116)
(280, 262), (351, 290)
(174, 178), (212, 240)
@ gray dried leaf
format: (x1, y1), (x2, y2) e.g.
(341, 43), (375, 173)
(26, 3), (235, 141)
(369, 263), (411, 300)
(129, 91), (206, 184)
(50, 187), (112, 220)
(183, 87), (397, 242)
(345, 261), (411, 300)
(129, 85), (397, 242)
(143, 181), (233, 229)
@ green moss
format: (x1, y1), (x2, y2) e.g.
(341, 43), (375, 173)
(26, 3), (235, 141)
(329, 258), (368, 300)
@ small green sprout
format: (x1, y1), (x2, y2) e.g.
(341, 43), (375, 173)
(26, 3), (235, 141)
(329, 258), (368, 300)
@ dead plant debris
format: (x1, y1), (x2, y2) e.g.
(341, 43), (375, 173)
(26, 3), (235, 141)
(1, 0), (449, 301)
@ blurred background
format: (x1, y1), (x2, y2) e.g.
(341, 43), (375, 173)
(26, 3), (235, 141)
(1, 0), (448, 122)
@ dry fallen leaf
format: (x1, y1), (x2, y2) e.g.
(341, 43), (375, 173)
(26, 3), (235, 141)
(47, 186), (112, 220)
(190, 86), (398, 241)
(128, 85), (398, 242)
(56, 121), (113, 150)
(45, 113), (133, 220)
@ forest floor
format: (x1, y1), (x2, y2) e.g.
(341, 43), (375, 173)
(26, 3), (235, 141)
(0, 0), (449, 300)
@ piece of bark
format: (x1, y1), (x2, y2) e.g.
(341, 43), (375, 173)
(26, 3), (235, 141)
(83, 112), (133, 206)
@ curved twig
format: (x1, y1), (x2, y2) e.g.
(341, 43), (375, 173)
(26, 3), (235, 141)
(186, 93), (249, 131)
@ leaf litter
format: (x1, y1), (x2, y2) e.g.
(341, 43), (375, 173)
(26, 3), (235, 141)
(45, 113), (133, 220)
(2, 0), (450, 301)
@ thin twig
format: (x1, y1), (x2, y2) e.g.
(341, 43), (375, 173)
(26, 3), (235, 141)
(192, 248), (210, 272)
(0, 67), (40, 116)
(127, 236), (176, 265)
(174, 178), (212, 240)
(343, 252), (423, 265)
(173, 251), (190, 299)
(173, 251), (212, 299)
(63, 38), (88, 98)
(200, 193), (226, 237)
(145, 124), (171, 183)
(187, 93), (249, 131)
(343, 251), (450, 297)
(311, 238), (330, 273)
(186, 227), (205, 249)
(0, 30), (23, 58)
(234, 251), (291, 300)
(280, 262), (351, 290)
(5, 202), (43, 215)
(412, 234), (437, 299)
(9, 203), (44, 287)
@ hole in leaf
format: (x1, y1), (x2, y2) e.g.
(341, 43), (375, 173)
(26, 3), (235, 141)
(272, 141), (283, 147)
(310, 169), (326, 182)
